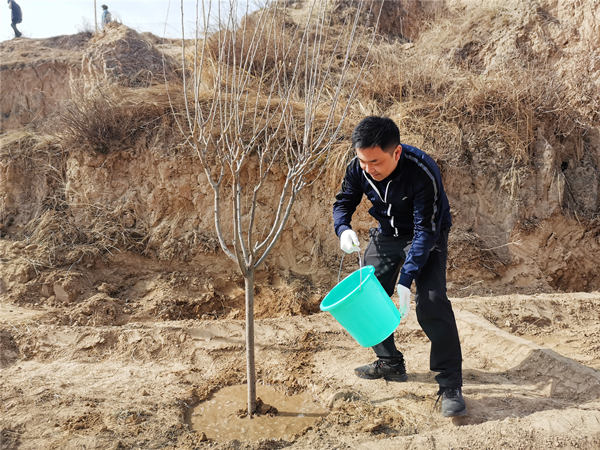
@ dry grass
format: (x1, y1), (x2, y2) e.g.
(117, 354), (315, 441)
(0, 129), (150, 268)
(83, 23), (178, 88)
(333, 0), (446, 41)
(336, 2), (596, 175)
(198, 0), (379, 102)
(0, 130), (62, 163)
(58, 81), (182, 155)
(0, 131), (64, 232)
(204, 12), (302, 89)
(20, 202), (150, 270)
(190, 0), (594, 193)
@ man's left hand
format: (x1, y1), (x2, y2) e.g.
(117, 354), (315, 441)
(396, 284), (411, 320)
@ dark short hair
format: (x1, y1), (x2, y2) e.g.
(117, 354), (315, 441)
(102, 4), (108, 9)
(351, 116), (400, 153)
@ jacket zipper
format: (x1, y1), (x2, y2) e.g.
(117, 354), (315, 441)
(363, 173), (399, 236)
(384, 180), (399, 236)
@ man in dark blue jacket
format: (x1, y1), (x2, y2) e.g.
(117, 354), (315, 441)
(333, 116), (466, 417)
(8, 0), (22, 38)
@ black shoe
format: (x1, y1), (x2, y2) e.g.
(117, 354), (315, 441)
(354, 359), (408, 382)
(436, 387), (467, 417)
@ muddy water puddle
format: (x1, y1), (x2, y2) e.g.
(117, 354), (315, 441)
(190, 384), (328, 441)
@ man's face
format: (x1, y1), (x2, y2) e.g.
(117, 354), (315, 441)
(356, 145), (402, 181)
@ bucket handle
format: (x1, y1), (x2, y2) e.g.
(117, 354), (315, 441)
(337, 251), (364, 286)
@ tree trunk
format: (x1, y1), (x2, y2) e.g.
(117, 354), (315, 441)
(244, 269), (256, 416)
(94, 0), (98, 33)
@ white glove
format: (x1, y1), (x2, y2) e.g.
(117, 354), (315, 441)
(340, 229), (360, 254)
(396, 284), (411, 320)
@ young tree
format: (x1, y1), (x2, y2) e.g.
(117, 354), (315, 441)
(175, 0), (380, 416)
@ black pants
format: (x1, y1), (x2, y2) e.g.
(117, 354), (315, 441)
(363, 228), (463, 388)
(11, 22), (21, 38)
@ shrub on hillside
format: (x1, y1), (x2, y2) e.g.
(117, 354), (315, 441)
(59, 83), (177, 155)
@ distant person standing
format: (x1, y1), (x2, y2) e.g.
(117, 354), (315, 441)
(7, 0), (22, 38)
(101, 4), (112, 29)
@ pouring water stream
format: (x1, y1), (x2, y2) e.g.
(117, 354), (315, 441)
(338, 251), (363, 289)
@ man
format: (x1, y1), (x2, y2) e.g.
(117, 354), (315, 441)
(101, 4), (112, 29)
(7, 0), (22, 38)
(333, 116), (466, 417)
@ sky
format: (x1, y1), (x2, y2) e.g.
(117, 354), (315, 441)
(1, 0), (261, 43)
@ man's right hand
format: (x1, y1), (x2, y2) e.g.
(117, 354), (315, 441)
(340, 229), (360, 254)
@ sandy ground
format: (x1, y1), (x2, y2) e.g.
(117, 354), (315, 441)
(2, 289), (600, 449)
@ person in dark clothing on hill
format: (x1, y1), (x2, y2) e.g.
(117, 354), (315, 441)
(333, 116), (466, 417)
(101, 4), (112, 29)
(7, 0), (22, 38)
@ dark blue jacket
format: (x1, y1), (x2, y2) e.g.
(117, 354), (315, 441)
(11, 1), (22, 24)
(333, 144), (452, 288)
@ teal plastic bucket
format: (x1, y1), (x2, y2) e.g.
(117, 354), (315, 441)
(320, 265), (401, 347)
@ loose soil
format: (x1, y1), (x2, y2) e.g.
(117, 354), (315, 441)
(2, 287), (599, 449)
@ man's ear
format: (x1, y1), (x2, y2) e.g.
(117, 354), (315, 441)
(394, 145), (402, 162)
